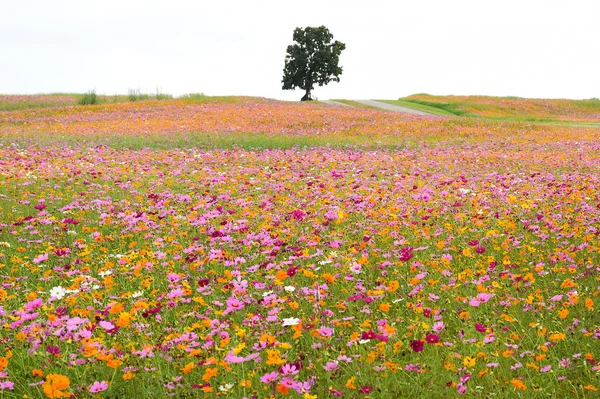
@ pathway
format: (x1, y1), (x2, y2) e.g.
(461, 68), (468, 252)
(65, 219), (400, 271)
(352, 100), (432, 115)
(320, 100), (351, 107)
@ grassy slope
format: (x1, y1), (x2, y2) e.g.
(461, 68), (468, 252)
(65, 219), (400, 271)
(377, 100), (458, 116)
(399, 94), (600, 125)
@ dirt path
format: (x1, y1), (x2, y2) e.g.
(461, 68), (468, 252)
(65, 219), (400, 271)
(319, 100), (351, 107)
(352, 100), (432, 115)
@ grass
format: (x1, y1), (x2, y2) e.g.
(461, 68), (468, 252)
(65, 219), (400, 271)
(0, 90), (176, 111)
(128, 89), (174, 102)
(378, 100), (459, 117)
(77, 90), (98, 105)
(396, 98), (468, 116)
(1, 131), (417, 152)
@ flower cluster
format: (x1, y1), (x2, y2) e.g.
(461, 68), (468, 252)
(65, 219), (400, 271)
(0, 98), (598, 397)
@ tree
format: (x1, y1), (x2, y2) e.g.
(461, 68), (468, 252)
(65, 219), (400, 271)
(282, 26), (346, 101)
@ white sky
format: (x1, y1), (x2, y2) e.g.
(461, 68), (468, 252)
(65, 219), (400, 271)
(1, 0), (599, 101)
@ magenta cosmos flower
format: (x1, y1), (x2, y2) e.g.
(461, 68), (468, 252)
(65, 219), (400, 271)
(425, 333), (439, 344)
(410, 340), (424, 352)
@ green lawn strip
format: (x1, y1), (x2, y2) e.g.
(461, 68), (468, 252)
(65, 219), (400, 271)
(0, 131), (423, 151)
(398, 98), (470, 116)
(480, 116), (600, 128)
(378, 100), (459, 117)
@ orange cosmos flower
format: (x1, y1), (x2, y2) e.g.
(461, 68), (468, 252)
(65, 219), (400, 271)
(43, 374), (70, 398)
(510, 379), (527, 390)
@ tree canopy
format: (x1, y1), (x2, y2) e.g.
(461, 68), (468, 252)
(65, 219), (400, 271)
(282, 26), (346, 101)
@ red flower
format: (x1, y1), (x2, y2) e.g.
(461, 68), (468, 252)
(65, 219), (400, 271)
(410, 340), (424, 352)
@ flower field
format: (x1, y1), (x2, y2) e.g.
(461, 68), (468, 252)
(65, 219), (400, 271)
(403, 94), (600, 123)
(0, 98), (599, 398)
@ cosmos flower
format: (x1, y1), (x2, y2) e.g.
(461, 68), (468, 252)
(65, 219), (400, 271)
(49, 286), (66, 300)
(282, 317), (301, 326)
(88, 381), (109, 393)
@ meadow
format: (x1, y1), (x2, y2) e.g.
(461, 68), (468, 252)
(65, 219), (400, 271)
(400, 94), (600, 124)
(0, 96), (599, 398)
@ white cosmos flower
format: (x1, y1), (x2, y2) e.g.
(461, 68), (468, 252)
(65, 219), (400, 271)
(282, 317), (301, 326)
(98, 270), (112, 277)
(284, 286), (296, 293)
(218, 383), (234, 392)
(132, 291), (143, 298)
(50, 286), (67, 300)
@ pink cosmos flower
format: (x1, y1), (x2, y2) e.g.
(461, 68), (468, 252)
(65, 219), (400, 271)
(32, 253), (49, 264)
(323, 361), (338, 371)
(477, 293), (493, 303)
(24, 298), (43, 311)
(280, 363), (300, 375)
(0, 381), (14, 390)
(318, 327), (334, 337)
(89, 381), (109, 393)
(224, 352), (260, 364)
(259, 372), (279, 384)
(433, 321), (445, 332)
(167, 288), (184, 299)
(225, 297), (244, 312)
(99, 320), (115, 331)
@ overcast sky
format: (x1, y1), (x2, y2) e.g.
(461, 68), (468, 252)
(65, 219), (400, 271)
(1, 0), (599, 101)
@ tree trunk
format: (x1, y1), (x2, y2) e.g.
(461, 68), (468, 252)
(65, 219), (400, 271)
(301, 88), (312, 101)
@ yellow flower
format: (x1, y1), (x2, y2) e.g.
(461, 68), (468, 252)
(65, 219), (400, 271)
(463, 356), (476, 368)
